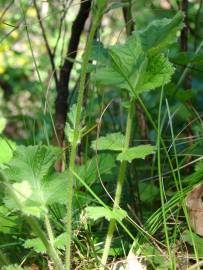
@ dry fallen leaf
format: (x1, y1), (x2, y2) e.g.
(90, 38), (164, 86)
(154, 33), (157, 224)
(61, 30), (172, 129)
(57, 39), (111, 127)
(111, 261), (125, 270)
(126, 251), (146, 270)
(111, 252), (146, 270)
(186, 184), (203, 236)
(29, 264), (40, 270)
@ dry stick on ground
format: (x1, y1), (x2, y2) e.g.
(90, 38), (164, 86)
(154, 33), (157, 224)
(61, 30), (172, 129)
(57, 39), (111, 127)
(54, 0), (92, 147)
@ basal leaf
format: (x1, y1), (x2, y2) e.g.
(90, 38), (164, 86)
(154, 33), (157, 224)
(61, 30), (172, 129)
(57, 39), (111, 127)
(91, 132), (125, 151)
(5, 145), (62, 182)
(4, 172), (68, 217)
(85, 206), (127, 222)
(3, 145), (67, 217)
(117, 145), (156, 162)
(0, 137), (16, 165)
(44, 171), (68, 205)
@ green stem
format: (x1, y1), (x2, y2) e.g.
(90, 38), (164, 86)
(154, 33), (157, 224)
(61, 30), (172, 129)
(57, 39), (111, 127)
(26, 217), (63, 270)
(100, 101), (134, 270)
(157, 88), (173, 269)
(45, 214), (55, 247)
(0, 171), (63, 270)
(65, 2), (107, 270)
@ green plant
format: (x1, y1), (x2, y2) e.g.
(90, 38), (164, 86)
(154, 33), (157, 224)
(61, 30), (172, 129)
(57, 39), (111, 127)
(3, 2), (203, 269)
(64, 1), (107, 269)
(90, 11), (184, 269)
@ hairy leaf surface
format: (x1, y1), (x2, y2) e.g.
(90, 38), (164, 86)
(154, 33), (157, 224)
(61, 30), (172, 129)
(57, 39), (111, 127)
(85, 206), (127, 222)
(91, 132), (125, 151)
(92, 13), (183, 96)
(117, 145), (156, 162)
(4, 145), (68, 217)
(139, 12), (184, 55)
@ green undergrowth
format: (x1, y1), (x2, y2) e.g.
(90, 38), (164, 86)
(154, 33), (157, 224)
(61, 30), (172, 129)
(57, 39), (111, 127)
(1, 3), (203, 270)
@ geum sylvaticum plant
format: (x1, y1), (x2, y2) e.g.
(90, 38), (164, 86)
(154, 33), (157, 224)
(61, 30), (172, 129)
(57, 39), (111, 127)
(0, 1), (107, 270)
(0, 6), (184, 270)
(86, 11), (184, 269)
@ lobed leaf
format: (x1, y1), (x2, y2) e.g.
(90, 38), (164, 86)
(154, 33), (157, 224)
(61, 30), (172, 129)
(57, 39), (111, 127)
(138, 11), (184, 55)
(92, 13), (183, 97)
(91, 132), (125, 151)
(85, 206), (127, 222)
(117, 145), (156, 162)
(3, 145), (68, 217)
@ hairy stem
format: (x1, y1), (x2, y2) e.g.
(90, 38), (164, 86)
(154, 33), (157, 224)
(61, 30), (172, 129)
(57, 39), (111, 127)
(65, 2), (107, 270)
(100, 101), (134, 269)
(45, 214), (55, 247)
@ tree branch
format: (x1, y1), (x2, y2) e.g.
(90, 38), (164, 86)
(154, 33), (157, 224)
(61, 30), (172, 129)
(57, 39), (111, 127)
(33, 0), (59, 88)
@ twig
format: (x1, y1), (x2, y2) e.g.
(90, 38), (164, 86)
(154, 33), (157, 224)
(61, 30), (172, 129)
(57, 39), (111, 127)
(33, 0), (59, 88)
(187, 260), (203, 270)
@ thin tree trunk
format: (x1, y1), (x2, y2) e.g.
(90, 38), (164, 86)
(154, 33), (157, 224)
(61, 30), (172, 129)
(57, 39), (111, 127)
(54, 0), (92, 146)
